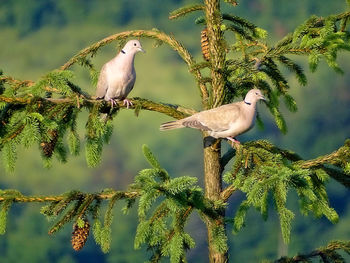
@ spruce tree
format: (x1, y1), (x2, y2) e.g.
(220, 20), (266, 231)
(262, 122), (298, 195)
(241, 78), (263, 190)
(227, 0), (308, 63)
(1, 0), (350, 262)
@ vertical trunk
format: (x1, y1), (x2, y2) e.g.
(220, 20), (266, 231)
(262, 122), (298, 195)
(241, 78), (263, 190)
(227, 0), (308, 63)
(203, 0), (228, 262)
(204, 0), (226, 108)
(203, 139), (228, 263)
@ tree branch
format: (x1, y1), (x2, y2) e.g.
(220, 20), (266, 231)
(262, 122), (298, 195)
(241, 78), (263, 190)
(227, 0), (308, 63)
(0, 95), (196, 120)
(0, 95), (31, 104)
(0, 187), (220, 221)
(297, 139), (350, 169)
(0, 190), (140, 203)
(0, 76), (34, 89)
(323, 166), (350, 188)
(220, 185), (236, 201)
(275, 240), (350, 262)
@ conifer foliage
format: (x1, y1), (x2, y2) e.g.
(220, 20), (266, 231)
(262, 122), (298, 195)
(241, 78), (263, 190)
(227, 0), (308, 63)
(1, 0), (350, 262)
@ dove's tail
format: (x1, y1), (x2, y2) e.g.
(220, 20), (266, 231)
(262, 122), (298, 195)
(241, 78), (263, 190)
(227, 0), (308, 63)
(160, 120), (184, 131)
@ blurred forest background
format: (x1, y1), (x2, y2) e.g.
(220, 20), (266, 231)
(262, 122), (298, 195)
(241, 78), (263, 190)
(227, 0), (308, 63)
(1, 0), (350, 262)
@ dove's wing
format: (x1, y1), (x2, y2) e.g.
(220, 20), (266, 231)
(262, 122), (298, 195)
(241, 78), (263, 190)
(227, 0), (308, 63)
(121, 71), (136, 99)
(183, 104), (241, 132)
(95, 65), (108, 98)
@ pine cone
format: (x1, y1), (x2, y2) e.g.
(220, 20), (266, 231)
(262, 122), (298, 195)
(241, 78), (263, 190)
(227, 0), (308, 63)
(71, 219), (90, 251)
(201, 28), (210, 61)
(40, 130), (58, 157)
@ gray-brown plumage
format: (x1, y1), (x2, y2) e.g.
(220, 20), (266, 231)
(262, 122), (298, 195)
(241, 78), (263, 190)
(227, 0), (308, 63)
(96, 40), (145, 108)
(160, 89), (266, 143)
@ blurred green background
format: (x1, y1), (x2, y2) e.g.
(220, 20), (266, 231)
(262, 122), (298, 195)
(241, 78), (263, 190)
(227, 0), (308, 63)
(1, 0), (350, 262)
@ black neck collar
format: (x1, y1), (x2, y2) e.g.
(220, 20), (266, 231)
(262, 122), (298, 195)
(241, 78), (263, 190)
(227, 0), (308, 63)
(244, 100), (251, 105)
(121, 49), (126, 54)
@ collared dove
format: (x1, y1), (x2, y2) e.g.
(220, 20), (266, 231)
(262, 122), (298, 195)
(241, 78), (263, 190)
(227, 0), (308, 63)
(160, 88), (266, 143)
(96, 39), (145, 108)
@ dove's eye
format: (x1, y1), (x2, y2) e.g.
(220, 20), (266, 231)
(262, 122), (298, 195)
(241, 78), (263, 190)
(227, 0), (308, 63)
(134, 43), (137, 46)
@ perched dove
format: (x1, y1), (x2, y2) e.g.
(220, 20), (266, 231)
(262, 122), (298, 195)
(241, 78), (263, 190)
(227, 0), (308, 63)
(160, 89), (266, 143)
(96, 39), (145, 108)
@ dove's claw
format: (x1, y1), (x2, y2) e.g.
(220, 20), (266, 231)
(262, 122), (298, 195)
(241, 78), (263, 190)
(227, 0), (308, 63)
(227, 137), (240, 144)
(123, 99), (133, 109)
(109, 99), (117, 109)
(227, 137), (241, 149)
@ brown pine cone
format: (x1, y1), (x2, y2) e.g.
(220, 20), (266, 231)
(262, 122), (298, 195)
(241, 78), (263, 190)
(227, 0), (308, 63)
(40, 130), (58, 157)
(71, 219), (90, 251)
(201, 28), (210, 61)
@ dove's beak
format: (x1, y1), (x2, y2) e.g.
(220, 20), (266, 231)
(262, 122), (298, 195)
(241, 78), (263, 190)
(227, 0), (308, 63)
(260, 95), (266, 101)
(139, 47), (146, 53)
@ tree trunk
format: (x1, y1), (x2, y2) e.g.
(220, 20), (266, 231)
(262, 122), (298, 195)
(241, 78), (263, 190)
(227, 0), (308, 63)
(203, 0), (228, 261)
(203, 139), (228, 263)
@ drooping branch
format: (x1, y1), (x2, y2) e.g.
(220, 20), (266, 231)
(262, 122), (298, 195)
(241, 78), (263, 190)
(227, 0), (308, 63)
(265, 11), (350, 61)
(59, 29), (209, 103)
(275, 240), (350, 263)
(220, 139), (350, 201)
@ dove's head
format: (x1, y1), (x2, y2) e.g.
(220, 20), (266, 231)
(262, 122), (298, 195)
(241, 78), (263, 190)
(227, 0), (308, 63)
(244, 88), (266, 104)
(122, 40), (145, 55)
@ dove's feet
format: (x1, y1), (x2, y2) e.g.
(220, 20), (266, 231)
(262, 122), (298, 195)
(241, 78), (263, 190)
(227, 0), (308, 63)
(109, 99), (117, 109)
(227, 137), (241, 149)
(226, 137), (240, 144)
(123, 99), (133, 109)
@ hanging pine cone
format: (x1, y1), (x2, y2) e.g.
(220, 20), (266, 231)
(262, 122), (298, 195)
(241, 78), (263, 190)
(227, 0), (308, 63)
(201, 27), (210, 61)
(40, 129), (58, 157)
(71, 219), (90, 251)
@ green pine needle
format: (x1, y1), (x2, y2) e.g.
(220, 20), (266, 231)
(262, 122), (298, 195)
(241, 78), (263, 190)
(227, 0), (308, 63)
(142, 144), (162, 170)
(283, 94), (298, 113)
(345, 162), (350, 174)
(169, 232), (184, 263)
(92, 219), (103, 246)
(68, 130), (80, 156)
(100, 226), (112, 253)
(270, 106), (288, 134)
(233, 201), (249, 233)
(138, 189), (160, 219)
(278, 207), (294, 244)
(134, 221), (151, 249)
(85, 138), (103, 167)
(163, 176), (198, 195)
(2, 140), (17, 172)
(0, 199), (13, 235)
(212, 225), (228, 253)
